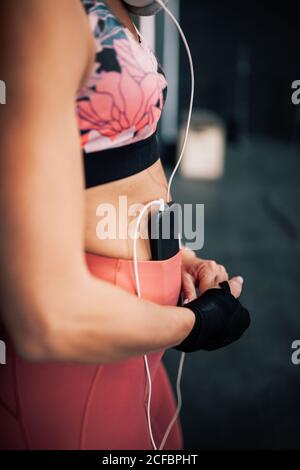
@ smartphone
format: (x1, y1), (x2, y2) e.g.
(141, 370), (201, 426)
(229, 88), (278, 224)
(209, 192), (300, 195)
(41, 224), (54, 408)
(148, 201), (181, 261)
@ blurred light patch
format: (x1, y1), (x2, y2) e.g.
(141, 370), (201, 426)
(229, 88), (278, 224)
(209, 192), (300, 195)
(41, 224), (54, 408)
(178, 110), (226, 180)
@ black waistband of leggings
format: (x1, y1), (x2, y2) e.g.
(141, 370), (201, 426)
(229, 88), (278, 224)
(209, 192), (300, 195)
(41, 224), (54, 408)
(83, 132), (160, 188)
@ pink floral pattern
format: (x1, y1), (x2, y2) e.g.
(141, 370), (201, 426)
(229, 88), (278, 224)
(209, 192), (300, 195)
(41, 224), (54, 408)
(77, 1), (168, 153)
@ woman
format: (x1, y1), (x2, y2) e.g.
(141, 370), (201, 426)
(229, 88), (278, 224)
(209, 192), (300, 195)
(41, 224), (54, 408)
(0, 0), (248, 450)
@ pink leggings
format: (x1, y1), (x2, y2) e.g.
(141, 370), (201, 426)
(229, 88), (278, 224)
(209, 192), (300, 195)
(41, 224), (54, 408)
(0, 251), (183, 450)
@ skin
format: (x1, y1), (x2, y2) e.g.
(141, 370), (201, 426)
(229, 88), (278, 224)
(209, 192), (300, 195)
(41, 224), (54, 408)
(0, 0), (243, 364)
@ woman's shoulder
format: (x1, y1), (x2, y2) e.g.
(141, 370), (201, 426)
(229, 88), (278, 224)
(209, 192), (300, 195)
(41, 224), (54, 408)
(0, 0), (91, 92)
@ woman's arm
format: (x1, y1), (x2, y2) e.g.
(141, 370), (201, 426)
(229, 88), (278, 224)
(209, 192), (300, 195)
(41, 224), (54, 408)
(0, 0), (195, 363)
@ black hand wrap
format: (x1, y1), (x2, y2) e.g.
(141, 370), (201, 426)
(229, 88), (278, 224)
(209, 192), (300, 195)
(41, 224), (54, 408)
(175, 282), (250, 352)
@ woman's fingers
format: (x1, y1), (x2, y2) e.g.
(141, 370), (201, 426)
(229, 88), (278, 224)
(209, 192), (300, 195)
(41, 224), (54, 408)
(195, 260), (217, 294)
(215, 264), (229, 284)
(227, 276), (244, 298)
(183, 257), (244, 300)
(197, 261), (228, 294)
(182, 270), (197, 302)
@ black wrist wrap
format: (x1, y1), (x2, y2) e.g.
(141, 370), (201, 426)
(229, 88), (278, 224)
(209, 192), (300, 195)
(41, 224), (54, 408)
(175, 282), (250, 352)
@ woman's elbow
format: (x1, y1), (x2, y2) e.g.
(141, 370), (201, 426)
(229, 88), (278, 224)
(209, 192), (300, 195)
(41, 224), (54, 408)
(6, 303), (70, 362)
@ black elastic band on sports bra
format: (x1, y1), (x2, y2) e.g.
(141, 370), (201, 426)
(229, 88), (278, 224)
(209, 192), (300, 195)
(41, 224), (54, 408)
(83, 132), (160, 188)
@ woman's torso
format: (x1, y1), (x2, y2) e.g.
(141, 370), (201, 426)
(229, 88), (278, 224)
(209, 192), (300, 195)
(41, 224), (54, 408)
(79, 0), (169, 260)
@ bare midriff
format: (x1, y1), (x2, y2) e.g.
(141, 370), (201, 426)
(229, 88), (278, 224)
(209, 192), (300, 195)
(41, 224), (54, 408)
(84, 159), (169, 260)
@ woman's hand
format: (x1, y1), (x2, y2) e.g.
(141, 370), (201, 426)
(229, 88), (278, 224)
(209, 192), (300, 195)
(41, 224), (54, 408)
(175, 248), (250, 353)
(181, 247), (244, 302)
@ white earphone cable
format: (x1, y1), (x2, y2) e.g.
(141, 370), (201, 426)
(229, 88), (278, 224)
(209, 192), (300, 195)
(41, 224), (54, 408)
(133, 199), (165, 299)
(159, 350), (185, 450)
(133, 199), (165, 451)
(132, 0), (195, 451)
(154, 0), (195, 202)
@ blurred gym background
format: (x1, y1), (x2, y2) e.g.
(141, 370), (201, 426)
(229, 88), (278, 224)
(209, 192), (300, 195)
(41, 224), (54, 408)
(138, 0), (300, 449)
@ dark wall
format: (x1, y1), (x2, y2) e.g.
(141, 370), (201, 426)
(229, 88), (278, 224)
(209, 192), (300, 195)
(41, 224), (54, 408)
(179, 0), (300, 140)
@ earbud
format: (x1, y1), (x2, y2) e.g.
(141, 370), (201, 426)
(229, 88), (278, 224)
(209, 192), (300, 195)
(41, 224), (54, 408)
(122, 0), (168, 16)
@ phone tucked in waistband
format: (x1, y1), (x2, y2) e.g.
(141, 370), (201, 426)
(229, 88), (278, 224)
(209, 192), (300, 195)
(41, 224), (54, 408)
(148, 201), (181, 261)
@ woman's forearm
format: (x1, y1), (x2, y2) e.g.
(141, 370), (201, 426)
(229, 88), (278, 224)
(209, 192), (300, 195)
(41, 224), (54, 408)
(16, 267), (195, 364)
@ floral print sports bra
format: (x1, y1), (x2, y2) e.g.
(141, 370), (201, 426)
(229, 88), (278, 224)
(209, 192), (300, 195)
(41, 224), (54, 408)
(77, 0), (168, 188)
